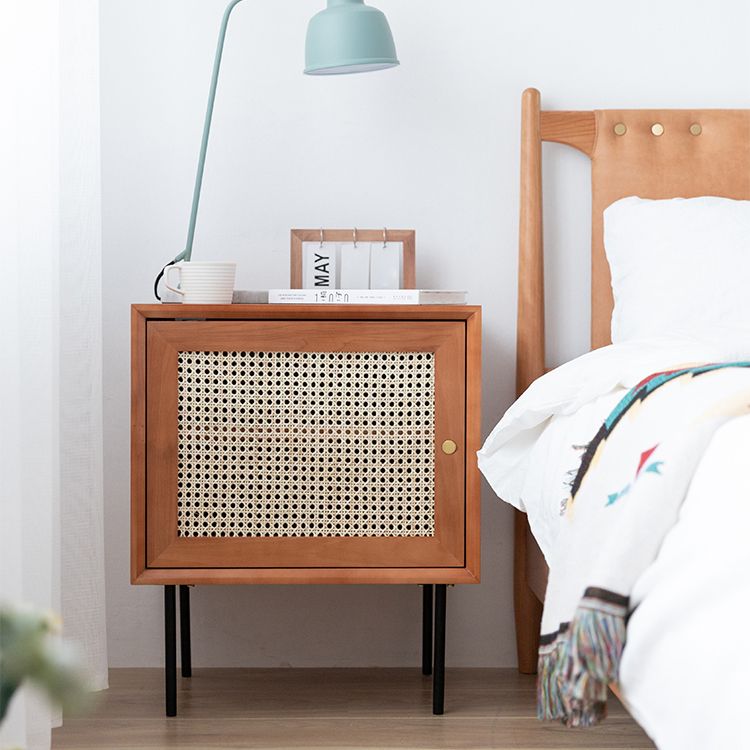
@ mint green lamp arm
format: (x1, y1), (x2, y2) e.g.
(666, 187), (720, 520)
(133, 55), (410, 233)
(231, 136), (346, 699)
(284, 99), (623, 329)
(174, 0), (245, 264)
(157, 0), (398, 284)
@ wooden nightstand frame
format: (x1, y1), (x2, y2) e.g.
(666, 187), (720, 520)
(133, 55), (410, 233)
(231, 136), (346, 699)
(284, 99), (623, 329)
(132, 304), (480, 717)
(132, 304), (482, 586)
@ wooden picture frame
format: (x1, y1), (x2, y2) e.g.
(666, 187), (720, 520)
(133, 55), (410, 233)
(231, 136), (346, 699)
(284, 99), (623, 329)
(290, 229), (416, 289)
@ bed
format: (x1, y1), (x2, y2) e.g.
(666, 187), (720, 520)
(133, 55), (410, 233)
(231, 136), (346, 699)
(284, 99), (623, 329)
(480, 89), (750, 747)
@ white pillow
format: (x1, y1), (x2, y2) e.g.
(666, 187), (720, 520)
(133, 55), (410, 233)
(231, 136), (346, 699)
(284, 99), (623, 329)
(604, 196), (750, 343)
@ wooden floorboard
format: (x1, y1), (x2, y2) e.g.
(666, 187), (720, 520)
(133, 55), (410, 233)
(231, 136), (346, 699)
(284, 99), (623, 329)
(53, 668), (654, 749)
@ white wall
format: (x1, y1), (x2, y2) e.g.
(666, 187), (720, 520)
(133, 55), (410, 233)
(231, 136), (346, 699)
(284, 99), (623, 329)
(100, 0), (750, 667)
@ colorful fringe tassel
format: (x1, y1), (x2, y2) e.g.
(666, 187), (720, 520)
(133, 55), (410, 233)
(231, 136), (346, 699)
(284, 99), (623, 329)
(537, 596), (627, 728)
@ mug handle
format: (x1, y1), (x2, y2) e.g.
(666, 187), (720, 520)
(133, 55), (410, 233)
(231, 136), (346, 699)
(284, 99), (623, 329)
(164, 264), (184, 296)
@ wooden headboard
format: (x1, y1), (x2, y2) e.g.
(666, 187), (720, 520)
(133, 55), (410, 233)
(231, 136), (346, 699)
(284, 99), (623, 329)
(513, 87), (750, 674)
(516, 87), (750, 395)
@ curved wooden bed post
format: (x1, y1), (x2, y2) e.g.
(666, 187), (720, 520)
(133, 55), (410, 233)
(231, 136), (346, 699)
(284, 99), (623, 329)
(513, 88), (750, 674)
(514, 88), (545, 674)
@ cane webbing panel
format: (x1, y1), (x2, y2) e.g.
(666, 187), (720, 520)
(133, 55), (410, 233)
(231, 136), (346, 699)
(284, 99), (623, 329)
(177, 351), (435, 538)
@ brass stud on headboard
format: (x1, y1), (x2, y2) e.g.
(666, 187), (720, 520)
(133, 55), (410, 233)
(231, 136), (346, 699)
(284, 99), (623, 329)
(689, 123), (702, 136)
(651, 123), (665, 136)
(613, 122), (627, 136)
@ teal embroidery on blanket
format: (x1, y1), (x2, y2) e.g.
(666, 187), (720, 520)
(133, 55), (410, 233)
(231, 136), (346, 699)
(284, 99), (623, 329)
(606, 487), (629, 506)
(605, 445), (664, 506)
(644, 462), (664, 475)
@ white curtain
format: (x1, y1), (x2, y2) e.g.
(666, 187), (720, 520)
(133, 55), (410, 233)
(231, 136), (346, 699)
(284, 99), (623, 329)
(0, 1), (108, 748)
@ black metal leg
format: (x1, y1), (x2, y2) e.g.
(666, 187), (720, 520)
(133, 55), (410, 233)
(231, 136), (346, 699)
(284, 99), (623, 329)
(433, 584), (446, 715)
(179, 585), (192, 678)
(422, 585), (433, 676)
(164, 585), (177, 717)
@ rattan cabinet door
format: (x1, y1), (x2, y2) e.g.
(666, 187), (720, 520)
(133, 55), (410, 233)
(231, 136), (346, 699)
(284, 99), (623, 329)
(144, 320), (465, 571)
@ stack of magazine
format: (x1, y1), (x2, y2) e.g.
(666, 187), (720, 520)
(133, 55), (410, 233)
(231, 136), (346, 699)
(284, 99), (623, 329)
(232, 289), (468, 305)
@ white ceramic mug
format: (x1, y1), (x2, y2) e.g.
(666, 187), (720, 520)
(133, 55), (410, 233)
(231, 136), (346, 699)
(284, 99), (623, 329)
(165, 261), (236, 304)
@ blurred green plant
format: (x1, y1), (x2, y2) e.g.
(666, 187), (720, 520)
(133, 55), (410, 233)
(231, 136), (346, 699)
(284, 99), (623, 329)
(0, 605), (90, 724)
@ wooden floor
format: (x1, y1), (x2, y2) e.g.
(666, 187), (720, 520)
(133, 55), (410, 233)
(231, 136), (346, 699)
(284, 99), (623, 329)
(53, 668), (654, 750)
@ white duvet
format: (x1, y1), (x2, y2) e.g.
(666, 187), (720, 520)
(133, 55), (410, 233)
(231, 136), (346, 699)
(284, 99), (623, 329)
(622, 413), (750, 749)
(478, 330), (750, 748)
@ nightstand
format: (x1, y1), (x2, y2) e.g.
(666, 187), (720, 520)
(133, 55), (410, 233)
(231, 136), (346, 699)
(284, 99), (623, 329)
(131, 304), (481, 715)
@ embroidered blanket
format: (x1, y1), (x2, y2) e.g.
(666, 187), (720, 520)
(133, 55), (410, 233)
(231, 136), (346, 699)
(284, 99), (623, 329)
(539, 362), (750, 727)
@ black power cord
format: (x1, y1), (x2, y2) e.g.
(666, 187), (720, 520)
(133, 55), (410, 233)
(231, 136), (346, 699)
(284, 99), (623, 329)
(153, 260), (176, 301)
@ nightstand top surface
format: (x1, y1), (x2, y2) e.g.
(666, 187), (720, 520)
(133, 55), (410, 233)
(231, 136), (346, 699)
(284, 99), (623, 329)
(133, 304), (481, 321)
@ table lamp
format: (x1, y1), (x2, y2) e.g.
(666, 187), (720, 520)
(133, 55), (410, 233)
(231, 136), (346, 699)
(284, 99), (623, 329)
(154, 0), (399, 298)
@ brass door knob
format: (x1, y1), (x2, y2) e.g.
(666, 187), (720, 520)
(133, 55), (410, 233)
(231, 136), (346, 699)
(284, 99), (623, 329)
(441, 439), (457, 455)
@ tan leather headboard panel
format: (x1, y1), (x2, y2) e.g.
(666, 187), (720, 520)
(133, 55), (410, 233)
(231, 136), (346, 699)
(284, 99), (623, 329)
(590, 109), (750, 348)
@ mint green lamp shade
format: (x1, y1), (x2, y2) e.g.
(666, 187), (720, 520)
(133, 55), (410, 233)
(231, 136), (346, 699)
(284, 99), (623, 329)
(305, 0), (399, 75)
